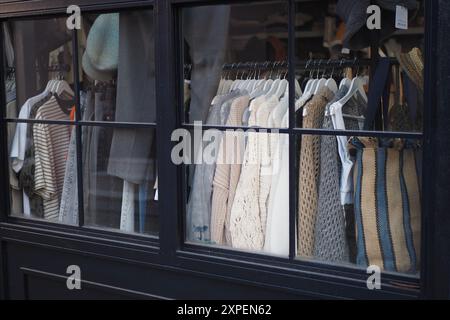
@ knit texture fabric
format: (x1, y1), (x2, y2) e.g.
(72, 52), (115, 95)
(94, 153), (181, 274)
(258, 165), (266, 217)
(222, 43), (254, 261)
(210, 95), (250, 245)
(264, 98), (289, 256)
(342, 91), (367, 131)
(297, 87), (334, 257)
(314, 88), (350, 263)
(186, 91), (239, 243)
(229, 95), (278, 251)
(313, 88), (367, 263)
(59, 127), (78, 225)
(257, 95), (279, 238)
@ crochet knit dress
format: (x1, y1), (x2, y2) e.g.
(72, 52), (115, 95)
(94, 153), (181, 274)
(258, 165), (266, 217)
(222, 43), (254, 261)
(297, 87), (334, 258)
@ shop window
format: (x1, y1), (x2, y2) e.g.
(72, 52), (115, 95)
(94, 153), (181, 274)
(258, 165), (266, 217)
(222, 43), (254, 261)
(181, 1), (290, 255)
(293, 0), (424, 276)
(181, 0), (425, 277)
(4, 17), (76, 222)
(3, 8), (159, 236)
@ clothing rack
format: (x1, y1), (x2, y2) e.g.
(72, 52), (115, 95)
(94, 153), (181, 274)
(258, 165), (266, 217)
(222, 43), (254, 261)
(6, 64), (72, 74)
(184, 58), (398, 73)
(90, 80), (117, 93)
(184, 58), (398, 82)
(47, 64), (71, 73)
(298, 58), (398, 69)
(222, 61), (288, 71)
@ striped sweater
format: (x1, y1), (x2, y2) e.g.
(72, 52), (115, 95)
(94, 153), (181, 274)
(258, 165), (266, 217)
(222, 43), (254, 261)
(33, 96), (71, 220)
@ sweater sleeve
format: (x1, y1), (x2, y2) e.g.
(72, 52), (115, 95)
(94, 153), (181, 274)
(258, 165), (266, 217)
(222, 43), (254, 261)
(224, 132), (246, 245)
(259, 130), (272, 236)
(210, 137), (231, 245)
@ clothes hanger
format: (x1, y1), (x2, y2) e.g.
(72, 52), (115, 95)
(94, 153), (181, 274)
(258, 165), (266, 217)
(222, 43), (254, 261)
(262, 63), (275, 92)
(217, 68), (225, 95)
(223, 68), (233, 94)
(274, 67), (288, 99)
(244, 64), (257, 92)
(45, 79), (55, 92)
(325, 63), (338, 94)
(302, 77), (319, 116)
(250, 63), (261, 92)
(294, 77), (302, 99)
(250, 79), (271, 99)
(306, 61), (321, 95)
(313, 62), (328, 95)
(238, 63), (251, 91)
(301, 68), (314, 99)
(230, 64), (240, 91)
(252, 65), (265, 92)
(339, 64), (351, 89)
(249, 64), (266, 98)
(51, 79), (59, 93)
(296, 60), (320, 113)
(295, 82), (313, 111)
(55, 75), (75, 97)
(237, 65), (247, 90)
(330, 62), (367, 119)
(49, 78), (59, 93)
(266, 62), (283, 98)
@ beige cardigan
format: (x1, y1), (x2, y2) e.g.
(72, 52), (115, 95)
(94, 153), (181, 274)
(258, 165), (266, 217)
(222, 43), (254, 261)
(210, 95), (250, 245)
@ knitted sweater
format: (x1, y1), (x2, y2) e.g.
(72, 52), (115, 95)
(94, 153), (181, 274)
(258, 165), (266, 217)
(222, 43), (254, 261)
(297, 87), (334, 257)
(314, 88), (367, 263)
(229, 95), (278, 250)
(257, 95), (279, 237)
(210, 95), (250, 245)
(264, 97), (289, 256)
(314, 86), (350, 263)
(186, 91), (240, 243)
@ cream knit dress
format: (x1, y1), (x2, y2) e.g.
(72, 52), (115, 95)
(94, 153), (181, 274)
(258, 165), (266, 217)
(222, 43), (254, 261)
(264, 97), (289, 256)
(210, 95), (250, 245)
(229, 95), (279, 251)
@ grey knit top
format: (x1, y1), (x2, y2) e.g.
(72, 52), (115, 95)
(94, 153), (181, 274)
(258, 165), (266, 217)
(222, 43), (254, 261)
(186, 90), (240, 243)
(313, 86), (367, 263)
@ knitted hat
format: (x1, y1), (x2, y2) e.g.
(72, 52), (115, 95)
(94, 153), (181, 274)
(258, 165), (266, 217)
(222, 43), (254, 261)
(398, 47), (424, 92)
(82, 13), (119, 81)
(337, 0), (419, 50)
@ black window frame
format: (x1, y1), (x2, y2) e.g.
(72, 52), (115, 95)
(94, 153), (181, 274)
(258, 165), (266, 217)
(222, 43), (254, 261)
(0, 0), (447, 300)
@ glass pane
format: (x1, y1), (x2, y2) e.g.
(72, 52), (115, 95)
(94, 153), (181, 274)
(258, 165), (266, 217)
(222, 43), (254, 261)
(294, 0), (425, 133)
(79, 10), (156, 124)
(3, 17), (76, 224)
(182, 2), (290, 255)
(82, 125), (159, 236)
(296, 134), (422, 276)
(7, 122), (77, 225)
(185, 130), (290, 256)
(3, 18), (76, 120)
(78, 9), (159, 235)
(182, 2), (289, 127)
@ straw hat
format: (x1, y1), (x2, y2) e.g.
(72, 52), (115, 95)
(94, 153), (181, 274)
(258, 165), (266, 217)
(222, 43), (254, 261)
(398, 47), (424, 92)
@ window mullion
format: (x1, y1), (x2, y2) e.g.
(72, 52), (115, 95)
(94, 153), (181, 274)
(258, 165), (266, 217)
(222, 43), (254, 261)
(288, 0), (297, 260)
(71, 28), (85, 228)
(155, 0), (180, 263)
